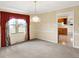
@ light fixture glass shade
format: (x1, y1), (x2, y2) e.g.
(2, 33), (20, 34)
(32, 16), (40, 22)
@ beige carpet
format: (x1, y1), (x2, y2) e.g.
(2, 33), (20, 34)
(0, 39), (79, 58)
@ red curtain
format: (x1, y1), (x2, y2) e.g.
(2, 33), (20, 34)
(0, 11), (30, 47)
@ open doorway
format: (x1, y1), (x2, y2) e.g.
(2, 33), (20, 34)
(6, 18), (27, 46)
(58, 18), (68, 45)
(58, 17), (74, 47)
(56, 11), (74, 47)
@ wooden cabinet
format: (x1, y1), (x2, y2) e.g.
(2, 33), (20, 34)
(58, 28), (67, 35)
(58, 18), (67, 24)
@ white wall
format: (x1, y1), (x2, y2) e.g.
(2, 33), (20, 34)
(30, 22), (37, 39)
(30, 15), (40, 39)
(30, 6), (76, 45)
(74, 6), (79, 48)
(30, 6), (79, 48)
(31, 12), (58, 43)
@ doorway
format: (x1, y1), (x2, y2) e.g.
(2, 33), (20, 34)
(56, 11), (74, 47)
(57, 17), (74, 47)
(58, 18), (68, 45)
(6, 18), (27, 46)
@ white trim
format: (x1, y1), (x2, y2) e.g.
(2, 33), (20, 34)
(56, 13), (58, 43)
(72, 10), (74, 47)
(74, 45), (79, 48)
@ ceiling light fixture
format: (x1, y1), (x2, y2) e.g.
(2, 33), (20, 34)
(32, 1), (40, 22)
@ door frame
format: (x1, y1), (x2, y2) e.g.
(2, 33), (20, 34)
(56, 10), (75, 47)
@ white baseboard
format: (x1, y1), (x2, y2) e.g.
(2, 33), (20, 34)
(74, 45), (79, 48)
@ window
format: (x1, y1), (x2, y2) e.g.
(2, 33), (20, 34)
(8, 18), (26, 34)
(8, 18), (16, 34)
(17, 19), (26, 32)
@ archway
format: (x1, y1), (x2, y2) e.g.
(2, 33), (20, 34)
(6, 18), (27, 46)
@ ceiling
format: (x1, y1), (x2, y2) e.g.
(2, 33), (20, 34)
(0, 1), (79, 15)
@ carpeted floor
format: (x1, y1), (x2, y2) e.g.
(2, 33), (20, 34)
(0, 39), (79, 58)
